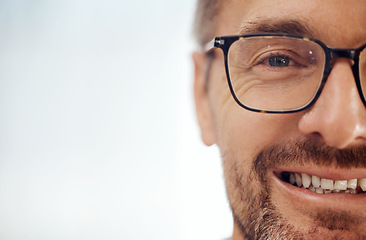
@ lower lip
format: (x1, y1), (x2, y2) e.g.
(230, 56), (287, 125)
(271, 171), (366, 209)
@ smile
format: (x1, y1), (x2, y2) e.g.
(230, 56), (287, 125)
(281, 172), (366, 194)
(270, 167), (366, 213)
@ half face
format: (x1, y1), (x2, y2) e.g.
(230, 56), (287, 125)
(194, 0), (366, 239)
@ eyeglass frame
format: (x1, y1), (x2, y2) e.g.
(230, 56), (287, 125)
(204, 33), (366, 114)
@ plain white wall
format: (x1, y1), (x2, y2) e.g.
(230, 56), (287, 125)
(0, 0), (232, 239)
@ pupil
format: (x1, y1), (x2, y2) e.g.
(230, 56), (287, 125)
(269, 56), (290, 67)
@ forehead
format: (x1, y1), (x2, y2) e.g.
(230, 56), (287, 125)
(217, 0), (366, 48)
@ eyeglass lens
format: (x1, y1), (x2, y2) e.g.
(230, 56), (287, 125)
(227, 36), (366, 112)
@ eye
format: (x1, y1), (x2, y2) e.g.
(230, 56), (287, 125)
(254, 51), (301, 69)
(268, 55), (290, 67)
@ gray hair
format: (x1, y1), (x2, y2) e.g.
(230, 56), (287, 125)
(193, 0), (222, 48)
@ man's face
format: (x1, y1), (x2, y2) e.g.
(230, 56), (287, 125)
(194, 0), (366, 239)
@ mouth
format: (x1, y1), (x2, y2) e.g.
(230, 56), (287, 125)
(278, 171), (366, 194)
(269, 167), (366, 237)
(271, 167), (366, 213)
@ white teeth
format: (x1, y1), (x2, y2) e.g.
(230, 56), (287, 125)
(302, 173), (311, 188)
(295, 173), (302, 187)
(312, 175), (321, 188)
(287, 172), (366, 194)
(324, 189), (332, 194)
(359, 178), (366, 191)
(334, 180), (348, 191)
(348, 179), (357, 190)
(321, 178), (334, 190)
(289, 174), (296, 185)
(315, 188), (324, 194)
(350, 189), (358, 194)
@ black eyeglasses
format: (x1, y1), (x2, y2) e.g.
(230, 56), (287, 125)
(205, 33), (366, 113)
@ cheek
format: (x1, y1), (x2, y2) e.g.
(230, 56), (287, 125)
(217, 105), (302, 162)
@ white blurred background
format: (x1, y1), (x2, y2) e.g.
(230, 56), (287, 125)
(0, 0), (232, 239)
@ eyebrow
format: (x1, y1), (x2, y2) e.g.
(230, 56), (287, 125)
(239, 18), (315, 37)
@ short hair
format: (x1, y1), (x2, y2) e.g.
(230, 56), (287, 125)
(193, 0), (222, 48)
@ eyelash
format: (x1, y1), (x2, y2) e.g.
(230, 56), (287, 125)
(256, 51), (299, 67)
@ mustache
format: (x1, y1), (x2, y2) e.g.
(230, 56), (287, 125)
(253, 137), (366, 181)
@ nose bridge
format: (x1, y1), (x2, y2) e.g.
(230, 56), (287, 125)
(298, 57), (366, 148)
(330, 48), (356, 60)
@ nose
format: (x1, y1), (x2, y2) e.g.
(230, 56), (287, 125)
(298, 58), (366, 149)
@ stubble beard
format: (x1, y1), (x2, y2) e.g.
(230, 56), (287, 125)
(222, 138), (366, 240)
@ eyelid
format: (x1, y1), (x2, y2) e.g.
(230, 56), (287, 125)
(252, 50), (304, 67)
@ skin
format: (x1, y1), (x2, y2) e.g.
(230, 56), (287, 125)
(193, 0), (366, 239)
